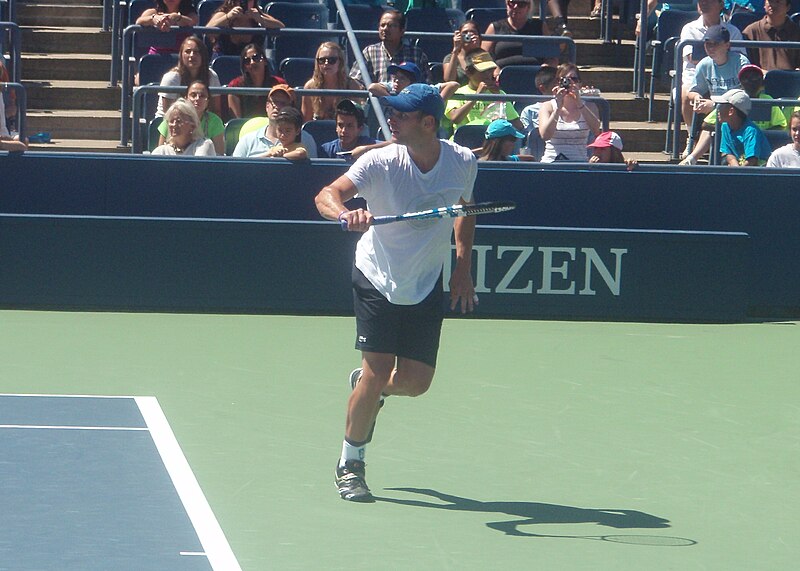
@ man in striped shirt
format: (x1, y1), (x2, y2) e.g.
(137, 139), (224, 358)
(349, 9), (431, 86)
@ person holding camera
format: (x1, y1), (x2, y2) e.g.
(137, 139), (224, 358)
(207, 0), (284, 60)
(443, 21), (485, 86)
(538, 63), (601, 163)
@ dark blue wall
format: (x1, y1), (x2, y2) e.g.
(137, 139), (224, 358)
(1, 152), (797, 316)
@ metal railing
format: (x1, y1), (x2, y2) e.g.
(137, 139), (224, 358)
(1, 81), (26, 141)
(672, 38), (800, 159)
(0, 21), (21, 82)
(118, 20), (576, 146)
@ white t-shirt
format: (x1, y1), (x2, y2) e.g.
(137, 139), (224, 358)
(156, 69), (221, 117)
(151, 138), (216, 156)
(346, 140), (477, 305)
(0, 91), (8, 137)
(766, 144), (800, 168)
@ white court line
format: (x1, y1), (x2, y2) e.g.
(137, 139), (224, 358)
(0, 393), (137, 399)
(136, 396), (242, 571)
(0, 425), (148, 431)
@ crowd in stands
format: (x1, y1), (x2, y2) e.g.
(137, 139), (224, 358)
(3, 0), (800, 165)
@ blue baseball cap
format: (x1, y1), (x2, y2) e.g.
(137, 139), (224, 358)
(387, 62), (422, 83)
(379, 83), (445, 119)
(485, 119), (525, 140)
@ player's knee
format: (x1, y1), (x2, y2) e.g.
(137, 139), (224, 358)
(400, 375), (433, 397)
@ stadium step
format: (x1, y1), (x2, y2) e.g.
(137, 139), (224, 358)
(21, 26), (111, 55)
(17, 3), (103, 27)
(26, 109), (120, 140)
(23, 79), (120, 110)
(23, 53), (111, 82)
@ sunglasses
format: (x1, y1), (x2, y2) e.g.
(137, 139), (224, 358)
(243, 54), (266, 65)
(317, 56), (339, 65)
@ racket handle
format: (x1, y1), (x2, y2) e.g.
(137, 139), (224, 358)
(340, 219), (349, 231)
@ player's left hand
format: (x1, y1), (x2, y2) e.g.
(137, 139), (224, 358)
(449, 263), (476, 314)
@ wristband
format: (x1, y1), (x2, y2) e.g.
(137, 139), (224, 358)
(337, 210), (349, 222)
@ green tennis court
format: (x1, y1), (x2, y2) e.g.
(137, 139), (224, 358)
(1, 310), (798, 570)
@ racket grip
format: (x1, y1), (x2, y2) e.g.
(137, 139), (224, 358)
(339, 219), (349, 231)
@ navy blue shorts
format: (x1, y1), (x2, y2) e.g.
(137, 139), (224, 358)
(352, 266), (444, 369)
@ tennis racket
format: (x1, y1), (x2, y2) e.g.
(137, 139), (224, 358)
(340, 200), (516, 230)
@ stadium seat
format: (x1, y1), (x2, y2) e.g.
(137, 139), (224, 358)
(764, 69), (800, 99)
(497, 64), (541, 110)
(453, 123), (487, 149)
(148, 116), (163, 151)
(224, 117), (249, 155)
(128, 0), (155, 26)
(272, 34), (337, 67)
(763, 128), (791, 151)
(464, 7), (506, 32)
(459, 0), (504, 13)
(335, 3), (383, 30)
(197, 0), (223, 26)
(429, 62), (444, 84)
(138, 53), (178, 118)
(302, 119), (336, 156)
(261, 2), (329, 29)
(279, 57), (315, 88)
(729, 11), (761, 32)
(407, 8), (465, 62)
(212, 55), (241, 85)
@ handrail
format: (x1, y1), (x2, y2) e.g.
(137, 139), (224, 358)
(118, 23), (576, 146)
(130, 84), (368, 153)
(131, 84), (610, 154)
(0, 22), (21, 82)
(672, 38), (800, 159)
(1, 81), (26, 141)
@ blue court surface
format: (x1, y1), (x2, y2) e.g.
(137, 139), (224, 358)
(0, 394), (240, 571)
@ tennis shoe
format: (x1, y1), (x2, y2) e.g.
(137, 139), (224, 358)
(349, 368), (384, 444)
(335, 460), (375, 502)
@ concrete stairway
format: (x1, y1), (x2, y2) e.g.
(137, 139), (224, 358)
(16, 0), (675, 160)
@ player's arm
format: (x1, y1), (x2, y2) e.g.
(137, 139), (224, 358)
(450, 196), (477, 314)
(315, 175), (373, 232)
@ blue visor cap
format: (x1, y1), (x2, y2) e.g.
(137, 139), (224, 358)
(485, 119), (525, 139)
(387, 62), (423, 83)
(380, 83), (445, 119)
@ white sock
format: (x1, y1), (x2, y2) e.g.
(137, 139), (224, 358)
(339, 439), (366, 467)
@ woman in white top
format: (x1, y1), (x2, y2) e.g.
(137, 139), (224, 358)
(538, 63), (601, 163)
(766, 110), (800, 168)
(151, 98), (216, 156)
(156, 36), (221, 117)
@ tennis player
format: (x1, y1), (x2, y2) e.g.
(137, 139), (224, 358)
(315, 83), (478, 503)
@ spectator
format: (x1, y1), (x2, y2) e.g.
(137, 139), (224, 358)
(206, 0), (284, 60)
(519, 65), (558, 139)
(135, 0), (198, 56)
(481, 0), (559, 71)
(478, 119), (536, 160)
(226, 43), (287, 121)
(320, 99), (381, 159)
(263, 107), (308, 160)
(737, 64), (788, 130)
(538, 63), (602, 162)
(302, 42), (364, 122)
(587, 131), (638, 170)
(0, 60), (17, 133)
(445, 50), (524, 134)
(151, 98), (216, 156)
(713, 88), (772, 165)
(156, 36), (221, 117)
(680, 25), (750, 165)
(443, 21), (486, 85)
(232, 84), (318, 158)
(742, 0), (800, 71)
(0, 83), (27, 152)
(678, 0), (746, 157)
(157, 80), (224, 155)
(368, 62), (459, 101)
(766, 110), (800, 167)
(349, 9), (430, 87)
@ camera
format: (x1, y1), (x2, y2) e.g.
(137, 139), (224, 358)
(559, 76), (572, 89)
(463, 32), (475, 43)
(239, 0), (249, 10)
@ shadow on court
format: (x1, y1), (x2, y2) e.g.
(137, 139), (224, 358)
(377, 488), (684, 541)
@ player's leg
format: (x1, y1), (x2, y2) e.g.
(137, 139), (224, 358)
(383, 357), (435, 397)
(346, 351), (394, 443)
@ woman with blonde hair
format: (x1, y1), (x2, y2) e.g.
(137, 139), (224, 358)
(301, 42), (363, 122)
(151, 98), (216, 156)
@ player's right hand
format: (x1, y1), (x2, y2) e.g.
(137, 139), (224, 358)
(340, 208), (373, 232)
